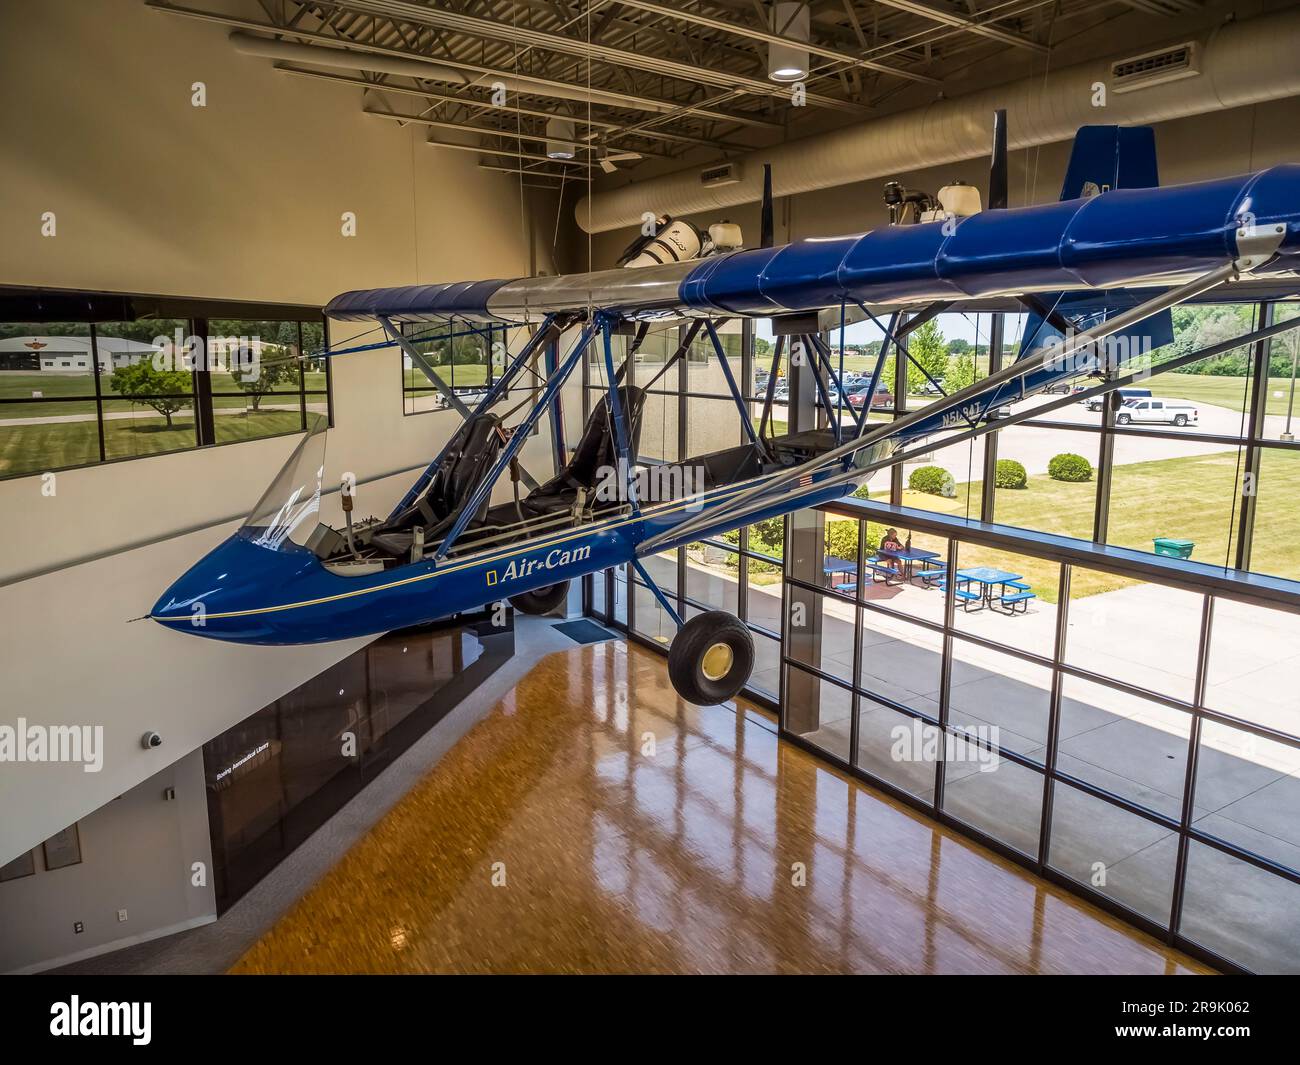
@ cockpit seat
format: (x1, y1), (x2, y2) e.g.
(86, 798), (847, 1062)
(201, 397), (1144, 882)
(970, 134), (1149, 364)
(370, 411), (505, 557)
(522, 386), (645, 517)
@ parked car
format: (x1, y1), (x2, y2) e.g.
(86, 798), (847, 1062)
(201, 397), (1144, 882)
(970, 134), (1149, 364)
(1043, 381), (1073, 394)
(773, 382), (789, 402)
(1085, 386), (1150, 412)
(847, 383), (892, 409)
(918, 380), (944, 396)
(1115, 398), (1199, 426)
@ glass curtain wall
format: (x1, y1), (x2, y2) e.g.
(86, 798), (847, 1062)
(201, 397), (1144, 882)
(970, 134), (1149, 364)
(582, 300), (1300, 973)
(781, 498), (1300, 974)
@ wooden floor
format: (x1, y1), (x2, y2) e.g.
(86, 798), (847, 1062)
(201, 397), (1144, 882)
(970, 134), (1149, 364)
(233, 639), (1210, 975)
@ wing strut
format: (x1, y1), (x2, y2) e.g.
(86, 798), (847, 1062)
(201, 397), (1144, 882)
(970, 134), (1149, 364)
(600, 314), (640, 518)
(704, 320), (766, 458)
(433, 320), (598, 562)
(757, 335), (786, 444)
(380, 316), (471, 419)
(386, 315), (561, 522)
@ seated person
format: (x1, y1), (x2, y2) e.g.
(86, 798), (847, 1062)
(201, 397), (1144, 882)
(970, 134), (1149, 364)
(879, 528), (905, 554)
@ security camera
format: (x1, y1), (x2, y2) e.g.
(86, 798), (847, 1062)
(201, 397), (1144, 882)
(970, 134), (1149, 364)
(141, 731), (163, 750)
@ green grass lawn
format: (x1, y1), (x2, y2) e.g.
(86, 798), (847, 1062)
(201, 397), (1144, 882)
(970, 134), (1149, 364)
(0, 408), (305, 477)
(1148, 374), (1300, 419)
(866, 449), (1299, 601)
(403, 365), (491, 389)
(0, 371), (327, 419)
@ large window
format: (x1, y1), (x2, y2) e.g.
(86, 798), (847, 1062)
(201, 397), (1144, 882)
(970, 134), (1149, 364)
(0, 291), (330, 480)
(581, 296), (1300, 973)
(777, 498), (1300, 974)
(400, 321), (509, 415)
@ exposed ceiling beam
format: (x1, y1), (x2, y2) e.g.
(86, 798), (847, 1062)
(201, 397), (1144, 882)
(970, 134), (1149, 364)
(363, 106), (670, 160)
(149, 2), (783, 127)
(609, 0), (941, 85)
(866, 0), (1050, 54)
(277, 64), (623, 128)
(423, 136), (599, 168)
(278, 62), (740, 149)
(310, 0), (869, 111)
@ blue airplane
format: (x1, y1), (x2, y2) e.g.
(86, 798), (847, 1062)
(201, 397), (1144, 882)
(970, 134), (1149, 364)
(152, 120), (1300, 704)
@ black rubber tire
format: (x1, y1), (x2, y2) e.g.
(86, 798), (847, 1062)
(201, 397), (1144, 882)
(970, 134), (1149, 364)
(1174, 414), (1188, 426)
(1116, 413), (1132, 425)
(667, 610), (754, 705)
(509, 580), (570, 615)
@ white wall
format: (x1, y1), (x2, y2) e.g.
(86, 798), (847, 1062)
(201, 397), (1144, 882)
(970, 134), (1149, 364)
(0, 0), (560, 864)
(0, 749), (216, 974)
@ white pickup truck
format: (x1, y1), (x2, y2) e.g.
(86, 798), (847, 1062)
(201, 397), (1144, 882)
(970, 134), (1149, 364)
(1115, 398), (1199, 427)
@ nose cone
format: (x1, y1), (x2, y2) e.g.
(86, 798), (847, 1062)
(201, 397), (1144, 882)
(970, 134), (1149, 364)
(151, 532), (317, 642)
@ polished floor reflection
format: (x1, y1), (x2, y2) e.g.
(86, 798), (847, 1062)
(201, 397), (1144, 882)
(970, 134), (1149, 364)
(233, 640), (1208, 974)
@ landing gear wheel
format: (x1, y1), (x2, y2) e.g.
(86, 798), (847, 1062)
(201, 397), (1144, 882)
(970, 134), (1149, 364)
(667, 610), (754, 705)
(509, 580), (570, 615)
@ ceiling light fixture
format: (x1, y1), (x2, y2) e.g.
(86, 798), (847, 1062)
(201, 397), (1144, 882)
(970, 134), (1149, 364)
(767, 2), (810, 83)
(545, 116), (577, 159)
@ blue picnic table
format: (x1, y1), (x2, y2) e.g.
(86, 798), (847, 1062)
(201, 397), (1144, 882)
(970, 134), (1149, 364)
(823, 555), (857, 591)
(955, 567), (1024, 610)
(877, 545), (942, 581)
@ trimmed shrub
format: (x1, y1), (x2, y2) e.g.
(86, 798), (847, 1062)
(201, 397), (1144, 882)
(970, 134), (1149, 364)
(825, 519), (860, 561)
(1048, 452), (1093, 482)
(908, 465), (951, 496)
(995, 458), (1028, 489)
(824, 519), (887, 562)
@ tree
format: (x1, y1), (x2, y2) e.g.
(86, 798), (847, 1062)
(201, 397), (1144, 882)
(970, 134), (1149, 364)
(946, 353), (976, 391)
(907, 319), (948, 392)
(110, 359), (192, 428)
(946, 338), (971, 355)
(230, 344), (296, 411)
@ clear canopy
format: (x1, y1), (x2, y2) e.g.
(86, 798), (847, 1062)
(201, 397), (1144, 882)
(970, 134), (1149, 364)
(243, 413), (328, 550)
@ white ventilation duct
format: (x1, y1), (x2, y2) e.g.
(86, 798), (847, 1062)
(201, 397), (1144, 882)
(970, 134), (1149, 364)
(577, 7), (1300, 233)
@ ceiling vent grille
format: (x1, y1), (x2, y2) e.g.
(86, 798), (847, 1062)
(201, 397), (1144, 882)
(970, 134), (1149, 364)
(700, 161), (743, 188)
(1111, 42), (1199, 93)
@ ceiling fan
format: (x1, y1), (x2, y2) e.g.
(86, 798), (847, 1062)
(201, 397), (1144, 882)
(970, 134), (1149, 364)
(596, 141), (643, 173)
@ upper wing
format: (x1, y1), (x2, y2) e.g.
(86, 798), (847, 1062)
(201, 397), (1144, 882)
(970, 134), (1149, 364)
(325, 166), (1300, 326)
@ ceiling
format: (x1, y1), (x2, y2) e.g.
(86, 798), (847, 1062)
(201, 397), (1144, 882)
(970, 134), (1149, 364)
(152, 0), (1208, 188)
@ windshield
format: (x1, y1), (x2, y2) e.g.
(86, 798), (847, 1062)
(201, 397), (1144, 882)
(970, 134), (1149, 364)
(243, 413), (328, 551)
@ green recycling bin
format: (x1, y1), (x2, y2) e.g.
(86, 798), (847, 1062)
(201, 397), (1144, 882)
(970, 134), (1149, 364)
(1153, 537), (1195, 559)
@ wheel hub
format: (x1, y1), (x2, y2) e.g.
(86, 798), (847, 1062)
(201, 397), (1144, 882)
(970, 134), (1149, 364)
(701, 642), (734, 682)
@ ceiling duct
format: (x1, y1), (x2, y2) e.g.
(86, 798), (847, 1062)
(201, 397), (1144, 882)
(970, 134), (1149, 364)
(577, 7), (1300, 233)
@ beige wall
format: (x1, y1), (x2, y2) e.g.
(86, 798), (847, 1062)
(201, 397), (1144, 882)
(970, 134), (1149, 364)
(0, 749), (216, 974)
(0, 0), (558, 303)
(0, 0), (562, 866)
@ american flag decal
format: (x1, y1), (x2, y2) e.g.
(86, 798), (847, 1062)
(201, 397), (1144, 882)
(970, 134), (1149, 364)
(798, 472), (813, 489)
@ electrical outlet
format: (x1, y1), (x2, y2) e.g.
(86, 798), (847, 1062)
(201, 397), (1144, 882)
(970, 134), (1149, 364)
(117, 908), (128, 923)
(73, 921), (84, 934)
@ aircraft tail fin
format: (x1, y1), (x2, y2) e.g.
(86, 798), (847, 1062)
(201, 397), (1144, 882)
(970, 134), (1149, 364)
(1018, 125), (1171, 360)
(1059, 124), (1159, 202)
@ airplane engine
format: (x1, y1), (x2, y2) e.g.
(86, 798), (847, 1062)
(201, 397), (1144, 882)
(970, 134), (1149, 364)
(619, 216), (704, 268)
